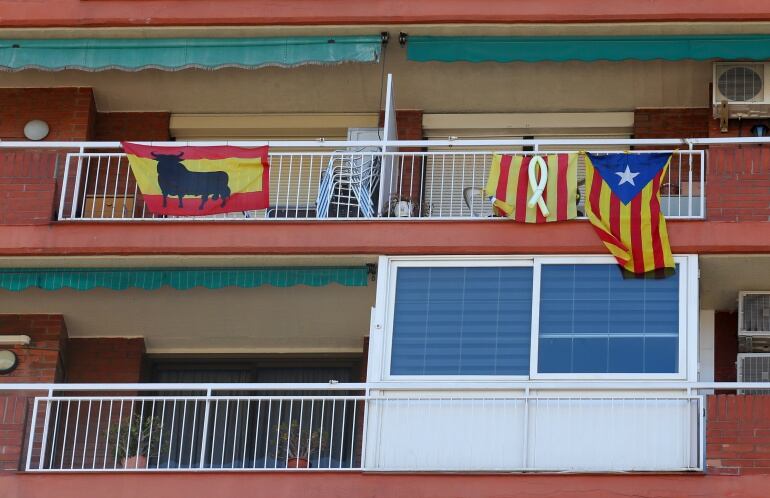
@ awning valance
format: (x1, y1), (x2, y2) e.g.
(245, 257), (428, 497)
(407, 34), (770, 63)
(0, 36), (382, 72)
(0, 267), (369, 291)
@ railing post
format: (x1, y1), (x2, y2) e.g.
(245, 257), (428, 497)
(24, 396), (40, 471)
(198, 388), (212, 469)
(700, 149), (706, 220)
(522, 387), (530, 470)
(360, 389), (370, 470)
(69, 148), (85, 219)
(686, 141), (694, 218)
(57, 154), (73, 220)
(36, 388), (54, 470)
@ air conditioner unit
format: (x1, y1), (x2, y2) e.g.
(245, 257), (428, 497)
(737, 353), (770, 394)
(712, 62), (770, 118)
(739, 291), (770, 336)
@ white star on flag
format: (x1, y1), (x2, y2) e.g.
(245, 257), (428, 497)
(615, 165), (640, 186)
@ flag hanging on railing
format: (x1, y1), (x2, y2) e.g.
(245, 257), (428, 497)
(484, 153), (578, 223)
(121, 142), (270, 216)
(584, 152), (675, 275)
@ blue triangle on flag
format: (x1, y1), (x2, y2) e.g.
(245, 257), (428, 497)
(587, 152), (671, 205)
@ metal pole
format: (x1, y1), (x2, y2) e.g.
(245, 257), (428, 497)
(198, 388), (212, 469)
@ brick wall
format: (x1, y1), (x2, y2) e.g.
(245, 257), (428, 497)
(0, 315), (68, 384)
(707, 395), (770, 475)
(0, 314), (68, 471)
(0, 88), (96, 225)
(708, 117), (770, 138)
(0, 89), (171, 225)
(0, 88), (171, 143)
(0, 88), (95, 141)
(634, 108), (711, 139)
(66, 338), (146, 383)
(0, 150), (60, 224)
(94, 112), (171, 142)
(706, 146), (770, 222)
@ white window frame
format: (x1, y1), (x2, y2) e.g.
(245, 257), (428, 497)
(529, 255), (693, 381)
(372, 254), (698, 383)
(379, 255), (535, 382)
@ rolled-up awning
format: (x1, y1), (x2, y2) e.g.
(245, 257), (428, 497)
(407, 34), (770, 62)
(0, 36), (382, 72)
(0, 267), (369, 291)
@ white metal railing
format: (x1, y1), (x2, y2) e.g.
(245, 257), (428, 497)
(0, 138), (718, 222)
(3, 381), (753, 473)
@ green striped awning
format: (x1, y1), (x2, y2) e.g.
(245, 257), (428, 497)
(0, 36), (382, 72)
(0, 267), (369, 291)
(407, 34), (770, 62)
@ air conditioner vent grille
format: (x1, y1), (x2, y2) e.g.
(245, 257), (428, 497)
(716, 64), (764, 102)
(740, 293), (770, 333)
(738, 354), (770, 394)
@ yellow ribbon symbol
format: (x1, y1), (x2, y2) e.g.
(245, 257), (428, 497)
(527, 155), (549, 217)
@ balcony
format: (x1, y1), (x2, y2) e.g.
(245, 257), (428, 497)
(2, 381), (714, 473)
(0, 138), (710, 223)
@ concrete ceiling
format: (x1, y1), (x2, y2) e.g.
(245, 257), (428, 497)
(700, 255), (770, 311)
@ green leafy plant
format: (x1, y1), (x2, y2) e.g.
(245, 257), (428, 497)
(273, 420), (329, 460)
(107, 414), (168, 461)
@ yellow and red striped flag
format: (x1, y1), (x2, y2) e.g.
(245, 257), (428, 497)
(484, 153), (578, 223)
(122, 142), (270, 216)
(585, 152), (675, 275)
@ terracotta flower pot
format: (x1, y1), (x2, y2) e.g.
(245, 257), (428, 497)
(286, 457), (309, 468)
(122, 455), (148, 469)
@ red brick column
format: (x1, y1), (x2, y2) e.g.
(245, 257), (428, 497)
(0, 149), (60, 225)
(633, 108), (711, 139)
(0, 88), (97, 225)
(66, 338), (146, 383)
(714, 312), (738, 384)
(0, 88), (95, 142)
(379, 110), (424, 215)
(707, 395), (770, 475)
(0, 314), (68, 471)
(93, 112), (171, 142)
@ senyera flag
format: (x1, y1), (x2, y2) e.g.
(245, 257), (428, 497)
(485, 153), (578, 223)
(585, 152), (675, 276)
(121, 142), (270, 216)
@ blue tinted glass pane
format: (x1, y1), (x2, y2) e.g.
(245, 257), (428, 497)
(391, 266), (533, 375)
(645, 337), (678, 373)
(573, 338), (608, 373)
(539, 264), (679, 374)
(608, 337), (644, 373)
(537, 338), (571, 373)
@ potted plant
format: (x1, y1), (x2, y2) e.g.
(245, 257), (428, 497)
(107, 413), (167, 469)
(274, 420), (329, 468)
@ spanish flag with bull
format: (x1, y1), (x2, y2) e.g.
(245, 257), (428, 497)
(121, 142), (270, 216)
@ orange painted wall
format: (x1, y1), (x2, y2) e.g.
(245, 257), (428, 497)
(0, 220), (768, 257)
(4, 471), (770, 498)
(3, 0), (770, 27)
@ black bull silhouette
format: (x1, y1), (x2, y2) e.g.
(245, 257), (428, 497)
(152, 152), (231, 210)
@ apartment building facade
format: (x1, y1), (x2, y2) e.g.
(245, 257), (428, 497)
(1, 1), (770, 497)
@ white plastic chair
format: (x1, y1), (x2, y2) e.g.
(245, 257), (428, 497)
(317, 150), (381, 218)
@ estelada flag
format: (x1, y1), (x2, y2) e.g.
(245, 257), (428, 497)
(121, 142), (270, 216)
(484, 153), (578, 223)
(585, 152), (675, 275)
